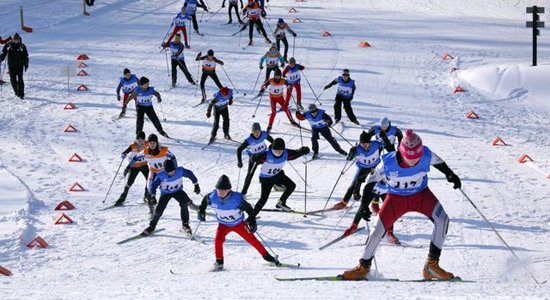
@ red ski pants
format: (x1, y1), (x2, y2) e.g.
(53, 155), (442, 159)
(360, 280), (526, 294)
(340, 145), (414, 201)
(166, 26), (189, 45)
(285, 83), (302, 107)
(215, 221), (268, 260)
(268, 95), (294, 127)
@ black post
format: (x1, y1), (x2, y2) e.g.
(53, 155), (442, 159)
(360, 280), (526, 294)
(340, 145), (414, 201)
(533, 6), (538, 66)
(526, 6), (545, 67)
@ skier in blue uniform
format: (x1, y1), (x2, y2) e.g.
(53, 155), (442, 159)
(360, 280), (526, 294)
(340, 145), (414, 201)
(142, 159), (201, 236)
(295, 104), (347, 160)
(198, 175), (279, 271)
(323, 69), (359, 125)
(364, 117), (404, 153)
(236, 123), (274, 197)
(116, 68), (139, 109)
(206, 87), (234, 143)
(250, 138), (309, 214)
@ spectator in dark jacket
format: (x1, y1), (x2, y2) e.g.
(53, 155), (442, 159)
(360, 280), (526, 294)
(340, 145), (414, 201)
(0, 33), (29, 99)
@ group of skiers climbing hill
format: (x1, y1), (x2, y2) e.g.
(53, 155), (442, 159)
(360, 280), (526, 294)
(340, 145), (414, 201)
(109, 0), (463, 281)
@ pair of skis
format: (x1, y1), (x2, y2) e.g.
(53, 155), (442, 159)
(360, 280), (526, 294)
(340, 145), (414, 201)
(275, 275), (472, 282)
(116, 227), (205, 245)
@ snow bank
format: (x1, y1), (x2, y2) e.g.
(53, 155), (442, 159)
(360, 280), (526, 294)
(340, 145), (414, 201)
(458, 62), (550, 113)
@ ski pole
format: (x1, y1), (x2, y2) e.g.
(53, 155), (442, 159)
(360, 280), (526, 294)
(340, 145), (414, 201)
(300, 70), (322, 105)
(236, 167), (242, 191)
(193, 220), (202, 236)
(164, 49), (171, 78)
(102, 158), (125, 204)
(256, 231), (278, 259)
(220, 65), (239, 93)
(159, 102), (167, 121)
(292, 35), (296, 58)
(251, 68), (262, 95)
(459, 188), (543, 284)
(329, 125), (355, 147)
(204, 6), (223, 22)
(322, 159), (352, 211)
(161, 24), (174, 46)
(194, 57), (201, 97)
(322, 200), (358, 241)
(287, 161), (311, 188)
(289, 93), (308, 217)
(251, 94), (263, 118)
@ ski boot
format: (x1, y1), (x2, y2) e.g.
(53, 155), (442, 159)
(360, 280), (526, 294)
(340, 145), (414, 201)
(212, 259), (224, 272)
(343, 223), (359, 237)
(341, 258), (371, 280)
(224, 134), (232, 140)
(423, 257), (454, 280)
(263, 253), (280, 266)
(334, 118), (341, 125)
(266, 126), (272, 134)
(311, 153), (319, 160)
(264, 38), (272, 44)
(185, 44), (191, 49)
(276, 200), (292, 212)
(351, 120), (360, 125)
(297, 103), (304, 110)
(209, 135), (216, 144)
(181, 223), (192, 235)
(141, 225), (155, 236)
(248, 39), (253, 46)
(290, 120), (299, 127)
(114, 192), (127, 207)
(386, 227), (400, 244)
(338, 150), (348, 156)
(332, 199), (348, 210)
(172, 81), (176, 88)
(119, 108), (126, 118)
(159, 131), (169, 138)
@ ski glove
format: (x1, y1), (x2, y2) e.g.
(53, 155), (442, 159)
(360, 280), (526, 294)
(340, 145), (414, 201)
(246, 217), (257, 233)
(292, 33), (297, 37)
(446, 173), (461, 189)
(117, 95), (121, 101)
(259, 65), (264, 69)
(157, 98), (162, 103)
(347, 147), (356, 160)
(197, 211), (206, 222)
(206, 111), (211, 118)
(361, 207), (371, 222)
(121, 153), (127, 160)
(299, 146), (310, 155)
(237, 161), (243, 168)
(323, 85), (329, 90)
(123, 166), (131, 177)
(194, 184), (201, 195)
(353, 192), (361, 201)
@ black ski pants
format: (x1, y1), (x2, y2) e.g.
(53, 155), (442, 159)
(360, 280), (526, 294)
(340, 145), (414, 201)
(254, 171), (296, 215)
(311, 126), (344, 155)
(334, 95), (358, 122)
(172, 59), (194, 85)
(200, 71), (223, 100)
(136, 105), (164, 134)
(150, 190), (192, 229)
(211, 107), (230, 137)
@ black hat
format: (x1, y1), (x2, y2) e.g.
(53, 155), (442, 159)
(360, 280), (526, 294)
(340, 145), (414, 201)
(308, 104), (318, 113)
(207, 49), (214, 56)
(274, 68), (282, 77)
(164, 159), (176, 173)
(136, 131), (145, 140)
(175, 33), (181, 38)
(13, 33), (21, 40)
(360, 131), (370, 143)
(216, 175), (232, 190)
(123, 68), (131, 75)
(272, 138), (285, 150)
(140, 76), (149, 85)
(342, 69), (350, 76)
(147, 133), (158, 143)
(252, 122), (261, 131)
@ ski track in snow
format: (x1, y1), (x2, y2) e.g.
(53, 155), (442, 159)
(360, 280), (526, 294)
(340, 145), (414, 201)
(0, 0), (549, 298)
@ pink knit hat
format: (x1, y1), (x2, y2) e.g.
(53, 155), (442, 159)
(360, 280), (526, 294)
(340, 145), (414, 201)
(399, 129), (424, 160)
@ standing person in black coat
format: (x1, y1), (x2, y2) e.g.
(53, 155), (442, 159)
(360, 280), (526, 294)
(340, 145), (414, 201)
(0, 33), (29, 99)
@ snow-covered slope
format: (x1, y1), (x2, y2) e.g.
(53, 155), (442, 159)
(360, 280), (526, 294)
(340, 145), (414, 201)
(1, 0), (549, 298)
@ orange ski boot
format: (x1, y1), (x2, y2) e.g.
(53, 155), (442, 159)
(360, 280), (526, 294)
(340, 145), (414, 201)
(423, 257), (455, 280)
(341, 258), (371, 280)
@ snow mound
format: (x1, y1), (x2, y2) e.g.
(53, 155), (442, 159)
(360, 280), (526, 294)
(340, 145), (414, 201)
(458, 63), (550, 112)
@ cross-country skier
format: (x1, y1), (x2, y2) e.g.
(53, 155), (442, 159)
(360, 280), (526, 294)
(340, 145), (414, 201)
(323, 69), (359, 125)
(259, 68), (298, 133)
(142, 159), (201, 236)
(115, 131), (149, 206)
(332, 131), (383, 210)
(165, 34), (196, 88)
(128, 134), (177, 214)
(196, 49), (224, 104)
(242, 0), (271, 46)
(184, 0), (208, 35)
(342, 181), (400, 244)
(282, 57), (305, 110)
(198, 175), (280, 271)
(207, 87), (233, 143)
(122, 77), (168, 137)
(341, 129), (461, 280)
(259, 43), (285, 83)
(236, 122), (274, 197)
(363, 117), (403, 153)
(295, 104), (347, 160)
(273, 18), (296, 62)
(250, 138), (309, 214)
(222, 0), (244, 24)
(115, 68), (139, 110)
(162, 7), (190, 48)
